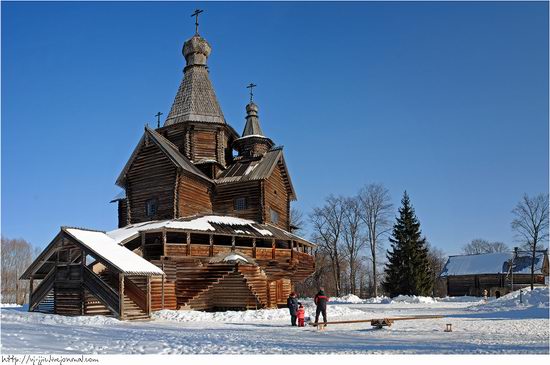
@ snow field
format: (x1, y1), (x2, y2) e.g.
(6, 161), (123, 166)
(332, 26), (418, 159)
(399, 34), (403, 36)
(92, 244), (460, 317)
(1, 288), (548, 354)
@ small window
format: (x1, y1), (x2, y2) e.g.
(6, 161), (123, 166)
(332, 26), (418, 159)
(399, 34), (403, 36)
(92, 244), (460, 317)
(270, 208), (279, 224)
(146, 198), (158, 217)
(234, 197), (247, 211)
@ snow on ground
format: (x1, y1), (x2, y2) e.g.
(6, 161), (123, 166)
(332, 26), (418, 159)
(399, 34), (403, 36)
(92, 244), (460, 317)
(1, 288), (548, 354)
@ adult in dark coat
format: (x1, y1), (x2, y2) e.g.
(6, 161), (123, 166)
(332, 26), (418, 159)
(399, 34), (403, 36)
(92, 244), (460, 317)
(314, 288), (329, 324)
(287, 292), (299, 326)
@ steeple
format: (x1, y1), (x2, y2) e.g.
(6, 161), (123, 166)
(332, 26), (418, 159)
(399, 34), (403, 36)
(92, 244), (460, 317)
(164, 23), (225, 126)
(233, 97), (273, 159)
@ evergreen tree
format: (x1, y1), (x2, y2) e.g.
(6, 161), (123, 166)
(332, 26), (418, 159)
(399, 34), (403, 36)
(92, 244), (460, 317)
(383, 191), (433, 297)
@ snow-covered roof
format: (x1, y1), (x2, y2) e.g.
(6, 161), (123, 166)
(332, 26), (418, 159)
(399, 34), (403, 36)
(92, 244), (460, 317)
(64, 228), (164, 276)
(440, 251), (547, 277)
(105, 214), (316, 247)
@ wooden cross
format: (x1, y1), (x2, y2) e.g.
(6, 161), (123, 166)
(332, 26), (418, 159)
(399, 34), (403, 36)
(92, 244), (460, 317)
(246, 83), (257, 103)
(155, 112), (163, 128)
(191, 9), (204, 34)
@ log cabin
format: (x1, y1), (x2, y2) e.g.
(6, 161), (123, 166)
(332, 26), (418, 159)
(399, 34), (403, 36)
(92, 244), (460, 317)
(21, 26), (316, 320)
(439, 250), (549, 297)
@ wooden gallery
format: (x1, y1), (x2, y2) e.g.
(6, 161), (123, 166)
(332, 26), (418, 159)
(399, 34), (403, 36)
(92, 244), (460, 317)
(21, 26), (316, 320)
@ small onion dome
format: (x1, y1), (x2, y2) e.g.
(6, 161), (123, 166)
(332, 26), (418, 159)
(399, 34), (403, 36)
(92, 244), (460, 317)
(183, 34), (212, 66)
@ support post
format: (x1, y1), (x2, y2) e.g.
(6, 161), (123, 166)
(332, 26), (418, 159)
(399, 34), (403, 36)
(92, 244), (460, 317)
(186, 232), (191, 256)
(147, 276), (152, 315)
(209, 234), (214, 257)
(29, 277), (34, 311)
(290, 240), (294, 259)
(141, 233), (146, 258)
(162, 229), (167, 258)
(231, 236), (235, 252)
(119, 273), (125, 320)
(80, 248), (85, 315)
(252, 238), (256, 258)
(161, 261), (165, 309)
(272, 239), (276, 259)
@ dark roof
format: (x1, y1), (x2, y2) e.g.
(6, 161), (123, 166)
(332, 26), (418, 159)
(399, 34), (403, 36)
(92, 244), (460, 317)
(216, 148), (296, 200)
(116, 126), (212, 187)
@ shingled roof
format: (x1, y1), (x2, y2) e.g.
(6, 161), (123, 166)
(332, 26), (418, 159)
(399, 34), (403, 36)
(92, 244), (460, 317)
(216, 147), (296, 200)
(164, 34), (225, 126)
(116, 126), (212, 187)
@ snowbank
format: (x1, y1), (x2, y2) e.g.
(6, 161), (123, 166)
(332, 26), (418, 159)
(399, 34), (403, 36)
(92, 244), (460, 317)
(468, 287), (549, 312)
(330, 294), (366, 304)
(1, 307), (120, 326)
(0, 303), (22, 308)
(390, 295), (436, 304)
(153, 301), (364, 323)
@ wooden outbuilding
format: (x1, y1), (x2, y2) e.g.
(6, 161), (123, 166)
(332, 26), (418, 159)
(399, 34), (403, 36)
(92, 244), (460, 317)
(22, 23), (316, 319)
(439, 250), (549, 297)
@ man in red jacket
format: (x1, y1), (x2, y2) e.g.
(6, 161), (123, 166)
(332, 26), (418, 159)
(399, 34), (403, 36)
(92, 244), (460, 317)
(314, 287), (329, 325)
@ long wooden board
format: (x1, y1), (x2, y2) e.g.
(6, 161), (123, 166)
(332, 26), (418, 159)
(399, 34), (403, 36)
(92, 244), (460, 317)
(310, 315), (444, 327)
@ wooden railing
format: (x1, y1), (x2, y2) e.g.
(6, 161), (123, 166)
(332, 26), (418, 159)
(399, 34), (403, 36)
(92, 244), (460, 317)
(29, 267), (56, 311)
(82, 265), (120, 317)
(124, 276), (148, 313)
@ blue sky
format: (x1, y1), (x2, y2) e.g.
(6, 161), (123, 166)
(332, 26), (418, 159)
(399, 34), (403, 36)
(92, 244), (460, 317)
(2, 1), (548, 255)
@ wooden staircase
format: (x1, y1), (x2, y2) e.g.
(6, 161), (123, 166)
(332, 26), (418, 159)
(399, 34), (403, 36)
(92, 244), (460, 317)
(238, 264), (268, 308)
(35, 290), (55, 313)
(176, 263), (236, 309)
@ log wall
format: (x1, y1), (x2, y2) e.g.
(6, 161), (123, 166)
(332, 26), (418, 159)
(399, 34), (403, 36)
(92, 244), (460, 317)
(177, 173), (213, 217)
(126, 142), (177, 223)
(263, 162), (289, 230)
(213, 181), (263, 222)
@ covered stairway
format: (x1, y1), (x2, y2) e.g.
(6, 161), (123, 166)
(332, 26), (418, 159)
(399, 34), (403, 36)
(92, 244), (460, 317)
(20, 227), (164, 320)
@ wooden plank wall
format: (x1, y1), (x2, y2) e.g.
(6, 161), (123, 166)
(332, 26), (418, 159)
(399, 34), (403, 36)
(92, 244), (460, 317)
(193, 130), (217, 162)
(118, 200), (128, 228)
(263, 162), (289, 230)
(177, 174), (213, 217)
(213, 181), (263, 222)
(126, 142), (177, 223)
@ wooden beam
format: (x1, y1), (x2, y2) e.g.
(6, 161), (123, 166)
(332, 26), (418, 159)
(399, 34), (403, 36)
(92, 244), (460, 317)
(162, 229), (167, 257)
(147, 276), (152, 315)
(252, 238), (256, 258)
(141, 233), (146, 258)
(161, 262), (165, 309)
(231, 236), (235, 252)
(186, 232), (191, 256)
(290, 240), (294, 259)
(272, 239), (276, 259)
(209, 235), (214, 257)
(119, 273), (125, 320)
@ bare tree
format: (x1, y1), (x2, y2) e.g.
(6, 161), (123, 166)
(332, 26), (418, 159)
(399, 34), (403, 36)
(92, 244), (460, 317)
(341, 197), (366, 295)
(1, 236), (34, 304)
(462, 239), (510, 255)
(290, 206), (305, 235)
(310, 195), (347, 296)
(426, 242), (447, 297)
(511, 193), (549, 290)
(358, 184), (393, 297)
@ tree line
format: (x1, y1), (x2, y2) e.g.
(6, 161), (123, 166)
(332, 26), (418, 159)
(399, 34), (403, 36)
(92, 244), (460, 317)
(1, 237), (37, 304)
(295, 185), (549, 298)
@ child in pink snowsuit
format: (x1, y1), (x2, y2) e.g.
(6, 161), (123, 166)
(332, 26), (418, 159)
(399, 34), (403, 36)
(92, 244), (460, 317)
(297, 304), (305, 327)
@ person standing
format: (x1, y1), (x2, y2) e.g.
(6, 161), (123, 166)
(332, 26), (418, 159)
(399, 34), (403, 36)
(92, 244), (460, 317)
(314, 287), (329, 325)
(287, 292), (299, 326)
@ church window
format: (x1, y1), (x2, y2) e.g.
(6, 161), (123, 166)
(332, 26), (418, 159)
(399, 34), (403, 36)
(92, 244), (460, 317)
(270, 208), (279, 224)
(146, 198), (158, 217)
(234, 197), (247, 211)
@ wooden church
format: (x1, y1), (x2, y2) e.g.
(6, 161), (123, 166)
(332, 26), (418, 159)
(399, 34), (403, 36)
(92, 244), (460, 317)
(21, 16), (316, 320)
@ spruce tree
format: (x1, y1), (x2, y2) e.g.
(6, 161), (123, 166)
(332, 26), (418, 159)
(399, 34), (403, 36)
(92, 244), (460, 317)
(383, 191), (433, 297)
